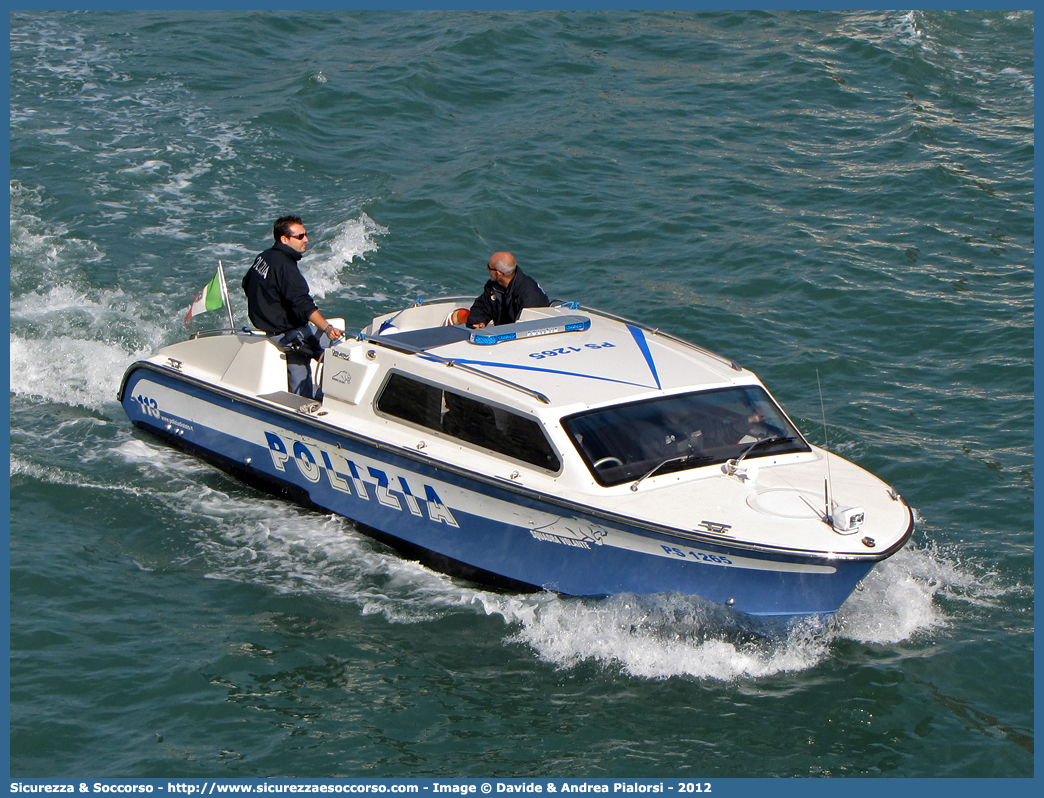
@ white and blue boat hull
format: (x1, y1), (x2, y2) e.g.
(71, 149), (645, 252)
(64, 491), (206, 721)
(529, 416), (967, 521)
(120, 363), (881, 616)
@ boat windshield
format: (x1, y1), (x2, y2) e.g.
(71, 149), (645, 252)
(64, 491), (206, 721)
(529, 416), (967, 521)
(562, 386), (809, 487)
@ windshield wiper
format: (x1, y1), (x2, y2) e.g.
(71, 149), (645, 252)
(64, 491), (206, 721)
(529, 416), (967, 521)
(629, 453), (714, 492)
(723, 435), (797, 476)
(738, 434), (787, 460)
(627, 437), (798, 492)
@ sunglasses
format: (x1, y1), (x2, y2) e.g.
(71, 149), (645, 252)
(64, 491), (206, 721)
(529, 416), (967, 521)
(286, 232), (308, 240)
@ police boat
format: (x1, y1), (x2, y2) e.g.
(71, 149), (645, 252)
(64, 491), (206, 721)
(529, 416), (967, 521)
(119, 299), (914, 616)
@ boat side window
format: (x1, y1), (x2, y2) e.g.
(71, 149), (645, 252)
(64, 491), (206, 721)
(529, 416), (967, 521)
(376, 373), (561, 472)
(562, 386), (809, 486)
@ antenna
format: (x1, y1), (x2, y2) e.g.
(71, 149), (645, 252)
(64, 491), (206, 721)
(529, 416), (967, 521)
(817, 368), (834, 520)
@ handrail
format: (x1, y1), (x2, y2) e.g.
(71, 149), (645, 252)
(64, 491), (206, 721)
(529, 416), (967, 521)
(350, 297), (743, 403)
(411, 295), (474, 305)
(349, 331), (552, 404)
(192, 298), (738, 404)
(560, 302), (743, 372)
(189, 327), (267, 340)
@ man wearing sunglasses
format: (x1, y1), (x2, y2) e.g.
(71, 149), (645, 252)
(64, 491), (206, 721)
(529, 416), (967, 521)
(466, 251), (549, 329)
(243, 215), (344, 399)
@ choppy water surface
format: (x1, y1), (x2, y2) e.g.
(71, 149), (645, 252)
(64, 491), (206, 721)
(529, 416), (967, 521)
(8, 10), (1033, 778)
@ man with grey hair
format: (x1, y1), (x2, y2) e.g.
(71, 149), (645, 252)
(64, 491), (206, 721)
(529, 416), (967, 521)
(466, 251), (550, 328)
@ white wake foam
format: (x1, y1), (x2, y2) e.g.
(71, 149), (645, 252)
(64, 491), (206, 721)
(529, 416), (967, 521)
(10, 333), (149, 410)
(305, 213), (388, 299)
(25, 432), (993, 681)
(9, 184), (389, 412)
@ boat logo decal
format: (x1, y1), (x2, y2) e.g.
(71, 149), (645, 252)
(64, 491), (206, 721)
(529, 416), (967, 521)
(331, 370), (352, 385)
(132, 394), (163, 420)
(528, 517), (610, 551)
(530, 530), (592, 549)
(264, 431), (459, 528)
(131, 393), (194, 432)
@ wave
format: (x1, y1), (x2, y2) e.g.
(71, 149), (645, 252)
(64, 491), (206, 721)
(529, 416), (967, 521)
(10, 333), (150, 411)
(8, 274), (162, 410)
(10, 181), (106, 298)
(839, 11), (1035, 101)
(15, 435), (985, 681)
(9, 7), (1031, 696)
(196, 509), (994, 681)
(10, 178), (388, 409)
(486, 540), (987, 680)
(300, 212), (389, 300)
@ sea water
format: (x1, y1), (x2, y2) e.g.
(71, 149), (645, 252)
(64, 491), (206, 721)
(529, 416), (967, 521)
(8, 10), (1033, 778)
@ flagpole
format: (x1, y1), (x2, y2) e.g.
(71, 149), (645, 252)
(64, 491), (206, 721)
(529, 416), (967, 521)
(217, 260), (235, 330)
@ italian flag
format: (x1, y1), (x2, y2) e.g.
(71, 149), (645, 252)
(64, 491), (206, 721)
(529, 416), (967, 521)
(184, 269), (225, 323)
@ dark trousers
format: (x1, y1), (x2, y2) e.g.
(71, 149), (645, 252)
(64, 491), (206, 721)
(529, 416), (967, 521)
(272, 326), (324, 400)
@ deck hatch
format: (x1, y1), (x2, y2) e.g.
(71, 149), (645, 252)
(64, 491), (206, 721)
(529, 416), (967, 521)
(374, 325), (471, 352)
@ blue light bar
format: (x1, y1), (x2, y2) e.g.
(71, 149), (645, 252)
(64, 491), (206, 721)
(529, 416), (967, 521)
(469, 315), (592, 345)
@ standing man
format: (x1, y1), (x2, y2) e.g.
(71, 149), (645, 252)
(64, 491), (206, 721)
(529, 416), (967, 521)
(243, 215), (344, 399)
(466, 252), (549, 329)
